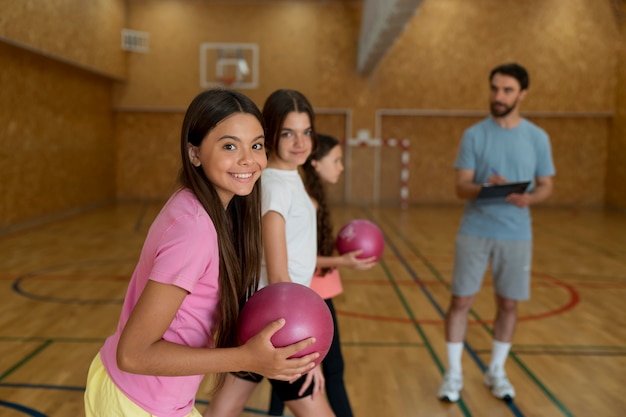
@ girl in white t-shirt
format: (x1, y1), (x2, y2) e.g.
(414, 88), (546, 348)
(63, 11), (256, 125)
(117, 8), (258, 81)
(204, 90), (335, 417)
(84, 89), (319, 417)
(268, 134), (377, 417)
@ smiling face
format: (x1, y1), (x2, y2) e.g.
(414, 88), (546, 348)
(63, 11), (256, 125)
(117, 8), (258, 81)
(188, 112), (267, 207)
(312, 144), (343, 184)
(269, 111), (313, 170)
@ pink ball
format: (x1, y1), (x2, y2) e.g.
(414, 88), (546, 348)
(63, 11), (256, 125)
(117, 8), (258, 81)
(238, 282), (334, 367)
(336, 219), (385, 261)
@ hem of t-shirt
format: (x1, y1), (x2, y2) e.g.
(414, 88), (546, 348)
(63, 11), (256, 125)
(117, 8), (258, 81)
(149, 269), (197, 293)
(458, 230), (532, 241)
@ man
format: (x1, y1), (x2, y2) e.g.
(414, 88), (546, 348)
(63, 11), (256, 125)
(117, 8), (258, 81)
(437, 63), (555, 403)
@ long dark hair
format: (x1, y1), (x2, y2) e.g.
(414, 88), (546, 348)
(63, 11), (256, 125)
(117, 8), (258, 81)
(178, 89), (263, 390)
(302, 133), (341, 275)
(262, 89), (318, 157)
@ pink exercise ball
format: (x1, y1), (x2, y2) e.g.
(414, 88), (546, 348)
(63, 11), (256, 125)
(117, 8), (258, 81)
(336, 219), (385, 261)
(238, 282), (334, 367)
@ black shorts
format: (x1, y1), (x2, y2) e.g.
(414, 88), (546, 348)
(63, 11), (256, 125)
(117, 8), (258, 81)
(231, 371), (314, 402)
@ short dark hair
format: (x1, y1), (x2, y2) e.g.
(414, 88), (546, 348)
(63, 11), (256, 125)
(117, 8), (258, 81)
(489, 63), (529, 91)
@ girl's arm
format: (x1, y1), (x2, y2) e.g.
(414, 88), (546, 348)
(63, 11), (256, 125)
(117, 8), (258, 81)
(117, 280), (317, 379)
(315, 251), (377, 271)
(262, 211), (292, 284)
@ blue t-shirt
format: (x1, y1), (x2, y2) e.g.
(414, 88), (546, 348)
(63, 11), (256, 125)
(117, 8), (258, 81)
(454, 117), (555, 240)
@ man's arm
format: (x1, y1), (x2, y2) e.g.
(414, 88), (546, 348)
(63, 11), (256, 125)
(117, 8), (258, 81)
(529, 175), (553, 204)
(455, 169), (481, 200)
(506, 175), (553, 208)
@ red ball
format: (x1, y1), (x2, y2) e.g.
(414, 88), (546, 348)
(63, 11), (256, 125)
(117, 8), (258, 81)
(238, 282), (334, 367)
(336, 219), (385, 261)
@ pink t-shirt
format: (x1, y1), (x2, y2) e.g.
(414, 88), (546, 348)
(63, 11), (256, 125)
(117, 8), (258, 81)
(309, 267), (343, 300)
(100, 189), (220, 417)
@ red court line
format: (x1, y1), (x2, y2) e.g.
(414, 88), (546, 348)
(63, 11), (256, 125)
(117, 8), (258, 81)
(336, 271), (581, 325)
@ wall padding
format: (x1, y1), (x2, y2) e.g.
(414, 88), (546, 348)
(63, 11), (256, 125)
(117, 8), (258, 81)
(0, 43), (115, 229)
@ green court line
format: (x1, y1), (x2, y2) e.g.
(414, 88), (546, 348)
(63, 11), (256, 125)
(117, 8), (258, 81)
(377, 244), (473, 417)
(509, 353), (574, 417)
(377, 212), (576, 417)
(342, 341), (425, 347)
(0, 336), (105, 343)
(0, 340), (52, 381)
(512, 344), (626, 352)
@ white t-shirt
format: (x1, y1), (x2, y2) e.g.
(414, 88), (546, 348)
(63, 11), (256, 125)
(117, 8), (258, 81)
(260, 168), (317, 287)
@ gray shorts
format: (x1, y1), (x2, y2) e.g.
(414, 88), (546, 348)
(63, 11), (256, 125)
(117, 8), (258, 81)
(451, 234), (532, 300)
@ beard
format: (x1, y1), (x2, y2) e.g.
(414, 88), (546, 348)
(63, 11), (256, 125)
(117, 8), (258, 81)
(490, 99), (517, 117)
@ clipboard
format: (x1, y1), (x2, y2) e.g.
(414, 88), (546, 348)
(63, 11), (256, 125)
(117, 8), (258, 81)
(478, 181), (530, 199)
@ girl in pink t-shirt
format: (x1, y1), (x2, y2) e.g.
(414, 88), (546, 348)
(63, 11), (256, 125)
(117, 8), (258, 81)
(84, 89), (319, 417)
(268, 134), (378, 417)
(204, 90), (336, 417)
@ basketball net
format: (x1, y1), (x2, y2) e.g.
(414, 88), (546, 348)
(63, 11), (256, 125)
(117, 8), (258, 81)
(217, 76), (236, 88)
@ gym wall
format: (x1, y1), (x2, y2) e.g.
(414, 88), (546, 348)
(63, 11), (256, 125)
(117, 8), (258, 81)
(1, 0), (624, 232)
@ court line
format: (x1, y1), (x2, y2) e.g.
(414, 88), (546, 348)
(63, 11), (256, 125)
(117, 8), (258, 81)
(380, 211), (578, 416)
(369, 210), (575, 417)
(377, 256), (475, 416)
(379, 226), (525, 416)
(0, 400), (46, 417)
(0, 383), (290, 417)
(0, 342), (295, 417)
(0, 341), (52, 381)
(0, 336), (105, 343)
(508, 345), (626, 354)
(11, 259), (134, 304)
(0, 382), (84, 392)
(336, 274), (579, 325)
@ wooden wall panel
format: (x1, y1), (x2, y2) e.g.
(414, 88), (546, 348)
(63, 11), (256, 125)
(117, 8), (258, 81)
(112, 0), (618, 207)
(381, 116), (476, 205)
(0, 42), (115, 230)
(116, 1), (335, 108)
(115, 112), (184, 201)
(607, 14), (626, 209)
(2, 0), (623, 232)
(315, 112), (350, 205)
(0, 0), (127, 79)
(537, 117), (608, 207)
(114, 110), (351, 202)
(375, 0), (618, 111)
(376, 115), (609, 207)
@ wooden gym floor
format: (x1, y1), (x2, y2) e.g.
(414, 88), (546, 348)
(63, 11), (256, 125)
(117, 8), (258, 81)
(0, 202), (624, 416)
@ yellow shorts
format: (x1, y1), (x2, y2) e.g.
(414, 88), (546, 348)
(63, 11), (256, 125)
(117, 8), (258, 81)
(84, 352), (202, 417)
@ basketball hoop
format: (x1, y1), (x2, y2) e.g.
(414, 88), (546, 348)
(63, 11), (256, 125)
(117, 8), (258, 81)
(216, 76), (236, 88)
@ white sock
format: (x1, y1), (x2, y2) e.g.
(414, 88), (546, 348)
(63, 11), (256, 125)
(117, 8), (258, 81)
(489, 340), (511, 375)
(446, 342), (464, 376)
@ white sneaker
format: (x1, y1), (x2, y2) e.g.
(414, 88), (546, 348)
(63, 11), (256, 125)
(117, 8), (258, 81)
(483, 369), (515, 400)
(437, 372), (463, 402)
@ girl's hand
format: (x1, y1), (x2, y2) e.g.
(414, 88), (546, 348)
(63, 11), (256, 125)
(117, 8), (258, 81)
(240, 318), (319, 381)
(341, 250), (377, 270)
(297, 365), (325, 398)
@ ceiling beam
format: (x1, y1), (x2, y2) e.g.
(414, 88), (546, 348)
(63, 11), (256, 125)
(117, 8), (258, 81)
(356, 0), (424, 75)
